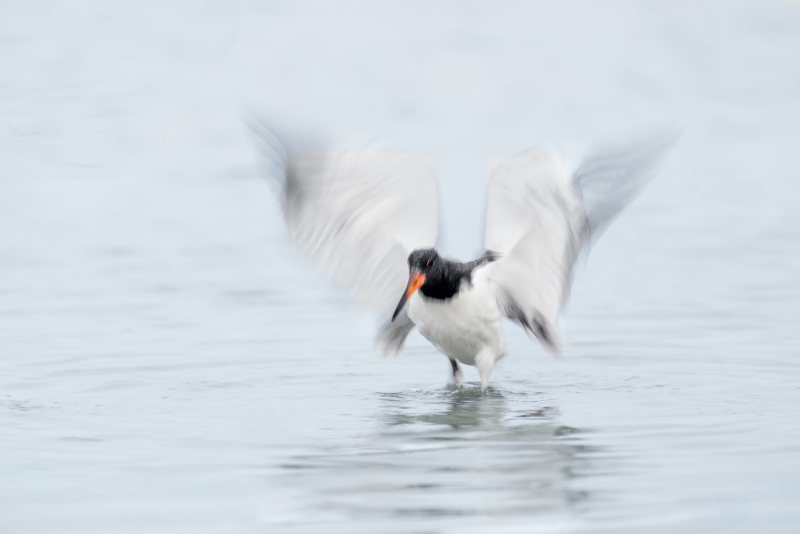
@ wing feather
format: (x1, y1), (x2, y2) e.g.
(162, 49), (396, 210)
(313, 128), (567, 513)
(249, 120), (438, 315)
(484, 132), (679, 355)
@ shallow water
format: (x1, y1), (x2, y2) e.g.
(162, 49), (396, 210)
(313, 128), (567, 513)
(2, 1), (800, 532)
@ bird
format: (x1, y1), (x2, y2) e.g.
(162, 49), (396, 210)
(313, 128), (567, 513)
(248, 119), (678, 392)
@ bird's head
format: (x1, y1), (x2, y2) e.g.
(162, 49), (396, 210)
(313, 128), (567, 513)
(391, 248), (439, 321)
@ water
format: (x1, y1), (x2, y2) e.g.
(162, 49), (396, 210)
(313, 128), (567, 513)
(2, 1), (800, 532)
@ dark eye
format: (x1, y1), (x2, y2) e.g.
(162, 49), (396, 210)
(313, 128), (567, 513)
(426, 259), (432, 267)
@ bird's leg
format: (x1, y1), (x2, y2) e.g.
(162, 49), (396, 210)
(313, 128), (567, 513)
(475, 349), (495, 393)
(449, 358), (465, 387)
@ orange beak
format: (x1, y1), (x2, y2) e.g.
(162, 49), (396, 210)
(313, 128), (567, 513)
(392, 270), (426, 321)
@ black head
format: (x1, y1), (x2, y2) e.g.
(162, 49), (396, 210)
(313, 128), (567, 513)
(391, 249), (495, 320)
(407, 248), (440, 274)
(392, 248), (456, 321)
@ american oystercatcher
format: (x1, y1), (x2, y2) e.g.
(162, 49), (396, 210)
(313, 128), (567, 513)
(249, 121), (678, 391)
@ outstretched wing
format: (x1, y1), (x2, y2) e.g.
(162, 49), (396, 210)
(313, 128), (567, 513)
(248, 119), (438, 315)
(483, 133), (678, 355)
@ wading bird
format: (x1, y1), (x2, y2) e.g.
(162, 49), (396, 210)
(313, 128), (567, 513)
(249, 122), (677, 391)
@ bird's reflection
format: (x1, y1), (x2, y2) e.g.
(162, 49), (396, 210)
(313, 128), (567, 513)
(382, 386), (508, 430)
(380, 386), (577, 438)
(362, 387), (593, 518)
(269, 387), (594, 526)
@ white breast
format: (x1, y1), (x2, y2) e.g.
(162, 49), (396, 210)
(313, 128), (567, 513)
(407, 268), (505, 366)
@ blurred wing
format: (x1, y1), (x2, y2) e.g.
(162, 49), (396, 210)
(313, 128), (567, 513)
(249, 121), (438, 315)
(484, 147), (587, 355)
(484, 132), (678, 355)
(375, 308), (415, 356)
(286, 151), (438, 314)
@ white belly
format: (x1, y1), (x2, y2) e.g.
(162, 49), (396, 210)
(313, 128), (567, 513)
(407, 269), (504, 366)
